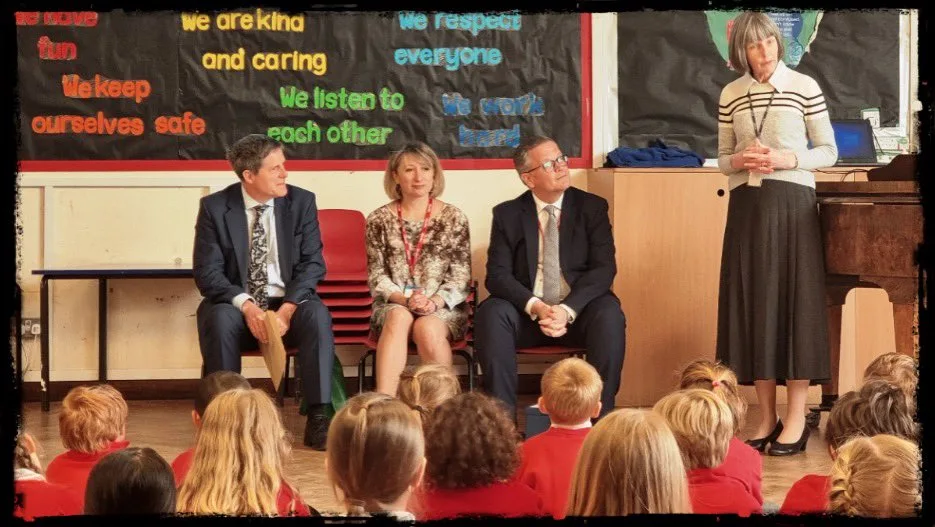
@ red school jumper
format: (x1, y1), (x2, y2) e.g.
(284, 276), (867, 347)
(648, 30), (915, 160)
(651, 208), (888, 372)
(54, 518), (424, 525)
(779, 474), (831, 515)
(515, 426), (590, 519)
(14, 470), (82, 520)
(716, 437), (764, 504)
(688, 467), (762, 516)
(45, 439), (130, 508)
(419, 481), (544, 520)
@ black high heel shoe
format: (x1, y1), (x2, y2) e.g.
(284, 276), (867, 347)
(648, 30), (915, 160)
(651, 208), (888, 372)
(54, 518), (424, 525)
(768, 425), (810, 456)
(744, 420), (783, 452)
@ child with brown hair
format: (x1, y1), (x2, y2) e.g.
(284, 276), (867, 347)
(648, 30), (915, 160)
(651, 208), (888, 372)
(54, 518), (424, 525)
(566, 409), (691, 516)
(326, 392), (425, 520)
(420, 392), (543, 519)
(780, 379), (918, 515)
(678, 359), (762, 504)
(45, 384), (130, 507)
(13, 430), (82, 520)
(397, 363), (461, 419)
(170, 370), (251, 485)
(654, 389), (761, 516)
(863, 352), (918, 411)
(829, 435), (920, 517)
(85, 447), (177, 515)
(176, 389), (312, 516)
(515, 358), (602, 519)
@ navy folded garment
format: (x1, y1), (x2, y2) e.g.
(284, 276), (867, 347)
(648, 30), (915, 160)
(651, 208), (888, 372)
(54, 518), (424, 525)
(606, 139), (704, 168)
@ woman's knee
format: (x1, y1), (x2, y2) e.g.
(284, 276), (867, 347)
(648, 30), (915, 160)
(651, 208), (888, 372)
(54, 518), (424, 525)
(384, 307), (415, 331)
(412, 316), (449, 345)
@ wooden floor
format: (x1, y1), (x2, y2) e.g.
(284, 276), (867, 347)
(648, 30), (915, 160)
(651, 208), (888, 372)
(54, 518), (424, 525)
(21, 398), (831, 515)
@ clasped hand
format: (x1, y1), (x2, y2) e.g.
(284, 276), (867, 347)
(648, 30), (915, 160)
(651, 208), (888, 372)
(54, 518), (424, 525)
(735, 138), (794, 174)
(243, 301), (292, 344)
(533, 301), (569, 338)
(407, 291), (438, 316)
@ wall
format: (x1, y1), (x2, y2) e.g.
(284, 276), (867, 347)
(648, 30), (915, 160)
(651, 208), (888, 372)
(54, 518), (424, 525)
(15, 12), (918, 406)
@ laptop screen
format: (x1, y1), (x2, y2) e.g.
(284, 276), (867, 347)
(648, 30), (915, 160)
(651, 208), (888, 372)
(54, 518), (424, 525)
(831, 119), (878, 165)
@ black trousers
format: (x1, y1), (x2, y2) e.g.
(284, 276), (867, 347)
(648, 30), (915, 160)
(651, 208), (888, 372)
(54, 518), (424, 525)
(474, 292), (626, 417)
(196, 295), (335, 405)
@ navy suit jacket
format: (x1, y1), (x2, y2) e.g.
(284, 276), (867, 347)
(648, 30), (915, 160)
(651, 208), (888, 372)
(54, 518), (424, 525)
(192, 183), (326, 306)
(484, 187), (617, 315)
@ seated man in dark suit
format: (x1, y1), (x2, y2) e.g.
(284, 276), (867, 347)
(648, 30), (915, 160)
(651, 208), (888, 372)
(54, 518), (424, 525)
(193, 134), (334, 450)
(475, 135), (626, 420)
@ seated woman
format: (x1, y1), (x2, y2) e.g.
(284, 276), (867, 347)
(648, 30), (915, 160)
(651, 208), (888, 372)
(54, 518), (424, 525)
(45, 384), (130, 507)
(14, 430), (82, 520)
(85, 447), (176, 515)
(176, 389), (314, 516)
(366, 141), (471, 396)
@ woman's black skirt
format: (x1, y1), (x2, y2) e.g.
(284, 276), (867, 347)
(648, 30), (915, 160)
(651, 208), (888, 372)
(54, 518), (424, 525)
(716, 179), (831, 385)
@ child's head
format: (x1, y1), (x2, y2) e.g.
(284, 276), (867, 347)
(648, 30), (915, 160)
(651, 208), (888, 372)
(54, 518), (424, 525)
(14, 430), (42, 473)
(424, 392), (520, 490)
(193, 370), (251, 427)
(825, 383), (918, 456)
(567, 409), (690, 516)
(59, 384), (128, 454)
(857, 379), (918, 443)
(538, 358), (602, 426)
(863, 352), (917, 407)
(829, 434), (920, 517)
(397, 364), (461, 418)
(85, 447), (177, 515)
(653, 389), (733, 470)
(326, 392), (425, 515)
(677, 359), (747, 436)
(177, 389), (291, 515)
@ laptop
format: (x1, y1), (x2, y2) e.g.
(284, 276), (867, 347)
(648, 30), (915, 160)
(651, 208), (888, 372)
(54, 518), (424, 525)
(830, 119), (882, 166)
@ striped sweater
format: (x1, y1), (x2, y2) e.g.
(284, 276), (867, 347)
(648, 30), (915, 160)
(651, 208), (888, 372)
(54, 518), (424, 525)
(717, 60), (838, 191)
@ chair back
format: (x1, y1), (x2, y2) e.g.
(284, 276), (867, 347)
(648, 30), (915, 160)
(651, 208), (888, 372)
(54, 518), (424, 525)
(318, 209), (367, 278)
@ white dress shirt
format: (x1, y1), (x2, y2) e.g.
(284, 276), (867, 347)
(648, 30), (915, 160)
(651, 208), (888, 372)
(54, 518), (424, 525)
(232, 186), (286, 311)
(523, 192), (578, 323)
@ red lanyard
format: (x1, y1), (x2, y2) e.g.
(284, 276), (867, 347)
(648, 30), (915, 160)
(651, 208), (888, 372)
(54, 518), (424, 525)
(397, 197), (433, 282)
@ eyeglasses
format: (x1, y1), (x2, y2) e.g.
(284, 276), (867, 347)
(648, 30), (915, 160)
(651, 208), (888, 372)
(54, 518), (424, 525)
(522, 154), (568, 174)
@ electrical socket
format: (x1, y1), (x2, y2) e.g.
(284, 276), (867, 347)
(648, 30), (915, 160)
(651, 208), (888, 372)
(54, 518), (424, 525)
(21, 318), (39, 337)
(30, 323), (41, 336)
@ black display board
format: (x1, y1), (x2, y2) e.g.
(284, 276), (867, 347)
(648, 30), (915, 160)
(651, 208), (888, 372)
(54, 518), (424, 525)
(617, 10), (902, 159)
(16, 10), (582, 161)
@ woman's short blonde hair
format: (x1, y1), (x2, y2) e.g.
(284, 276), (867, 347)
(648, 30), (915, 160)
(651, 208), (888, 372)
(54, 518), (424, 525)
(566, 409), (690, 516)
(728, 12), (786, 75)
(326, 393), (424, 515)
(177, 389), (294, 516)
(383, 142), (445, 200)
(829, 435), (920, 518)
(397, 364), (461, 419)
(677, 359), (747, 436)
(59, 385), (128, 454)
(863, 352), (918, 409)
(653, 389), (734, 470)
(540, 358), (602, 425)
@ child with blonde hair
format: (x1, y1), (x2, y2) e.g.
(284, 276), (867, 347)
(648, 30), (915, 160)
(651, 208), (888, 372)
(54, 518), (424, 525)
(420, 392), (543, 519)
(678, 359), (762, 504)
(566, 409), (690, 516)
(780, 380), (918, 515)
(654, 389), (760, 516)
(829, 435), (920, 518)
(516, 358), (601, 519)
(14, 430), (81, 520)
(176, 389), (312, 516)
(45, 384), (130, 507)
(326, 392), (425, 520)
(863, 352), (917, 411)
(397, 363), (461, 418)
(171, 370), (251, 485)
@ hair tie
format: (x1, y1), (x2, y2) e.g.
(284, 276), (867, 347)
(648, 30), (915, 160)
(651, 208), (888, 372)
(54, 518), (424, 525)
(711, 380), (720, 388)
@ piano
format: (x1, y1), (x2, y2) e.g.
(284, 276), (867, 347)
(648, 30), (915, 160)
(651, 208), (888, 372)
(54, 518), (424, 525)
(807, 154), (920, 426)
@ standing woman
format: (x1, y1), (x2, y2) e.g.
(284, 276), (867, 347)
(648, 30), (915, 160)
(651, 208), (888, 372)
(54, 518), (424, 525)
(366, 141), (472, 396)
(716, 12), (838, 456)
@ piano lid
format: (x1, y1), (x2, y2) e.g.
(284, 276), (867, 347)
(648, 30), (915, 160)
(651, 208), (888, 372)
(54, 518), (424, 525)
(868, 154), (917, 182)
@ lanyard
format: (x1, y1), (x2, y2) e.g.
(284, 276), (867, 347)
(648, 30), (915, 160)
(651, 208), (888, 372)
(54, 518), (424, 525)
(747, 88), (776, 140)
(397, 197), (433, 283)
